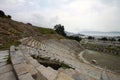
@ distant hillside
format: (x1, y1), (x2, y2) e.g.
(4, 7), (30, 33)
(80, 31), (120, 36)
(65, 31), (84, 37)
(0, 11), (64, 50)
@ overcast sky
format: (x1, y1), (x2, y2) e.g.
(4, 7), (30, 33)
(0, 0), (120, 33)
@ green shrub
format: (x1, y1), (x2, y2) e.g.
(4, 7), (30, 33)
(60, 62), (75, 69)
(7, 53), (11, 64)
(0, 40), (21, 50)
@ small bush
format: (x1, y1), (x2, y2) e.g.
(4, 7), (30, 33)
(60, 62), (75, 69)
(67, 36), (82, 42)
(27, 23), (32, 26)
(7, 15), (11, 19)
(7, 53), (11, 64)
(0, 40), (21, 50)
(118, 39), (120, 42)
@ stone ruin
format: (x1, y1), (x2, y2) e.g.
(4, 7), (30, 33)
(0, 37), (120, 80)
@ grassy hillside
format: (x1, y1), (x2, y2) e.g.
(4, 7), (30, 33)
(0, 14), (64, 50)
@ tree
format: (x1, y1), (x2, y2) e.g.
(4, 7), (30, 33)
(0, 10), (5, 18)
(54, 24), (66, 36)
(118, 39), (120, 42)
(27, 23), (32, 26)
(100, 37), (108, 41)
(109, 38), (116, 41)
(88, 36), (94, 40)
(68, 36), (82, 42)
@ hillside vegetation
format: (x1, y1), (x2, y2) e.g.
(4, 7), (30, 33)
(0, 10), (64, 50)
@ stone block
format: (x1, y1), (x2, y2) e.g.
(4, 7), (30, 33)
(56, 72), (74, 80)
(29, 59), (40, 68)
(19, 73), (34, 80)
(11, 55), (26, 65)
(14, 63), (28, 76)
(0, 64), (12, 74)
(37, 66), (57, 80)
(10, 46), (15, 52)
(10, 51), (26, 65)
(25, 64), (37, 79)
(0, 71), (17, 80)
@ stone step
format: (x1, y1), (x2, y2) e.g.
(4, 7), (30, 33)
(0, 71), (17, 80)
(37, 65), (57, 80)
(0, 62), (7, 67)
(25, 64), (37, 79)
(0, 64), (13, 74)
(56, 72), (74, 80)
(19, 73), (35, 80)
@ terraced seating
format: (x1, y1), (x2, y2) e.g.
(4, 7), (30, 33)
(19, 45), (75, 80)
(20, 37), (120, 80)
(0, 51), (8, 67)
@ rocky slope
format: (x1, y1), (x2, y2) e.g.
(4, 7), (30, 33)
(0, 11), (64, 50)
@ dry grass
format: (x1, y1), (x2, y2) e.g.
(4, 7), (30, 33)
(0, 18), (65, 50)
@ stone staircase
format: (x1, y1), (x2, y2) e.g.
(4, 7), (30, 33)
(0, 50), (17, 80)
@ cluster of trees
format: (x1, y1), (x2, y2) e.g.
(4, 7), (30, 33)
(67, 36), (82, 42)
(99, 37), (117, 41)
(87, 36), (120, 42)
(87, 36), (94, 40)
(54, 24), (82, 42)
(118, 39), (120, 42)
(54, 24), (66, 37)
(0, 10), (11, 19)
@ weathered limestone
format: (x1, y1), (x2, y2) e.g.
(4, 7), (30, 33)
(0, 64), (13, 74)
(0, 50), (17, 80)
(56, 72), (74, 80)
(14, 63), (28, 76)
(0, 71), (17, 80)
(29, 59), (41, 68)
(19, 73), (35, 80)
(101, 71), (110, 80)
(37, 66), (57, 80)
(10, 46), (35, 80)
(0, 51), (8, 67)
(25, 64), (37, 79)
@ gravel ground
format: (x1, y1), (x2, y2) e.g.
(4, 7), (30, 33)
(83, 49), (120, 74)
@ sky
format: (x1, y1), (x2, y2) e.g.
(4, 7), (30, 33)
(0, 0), (120, 33)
